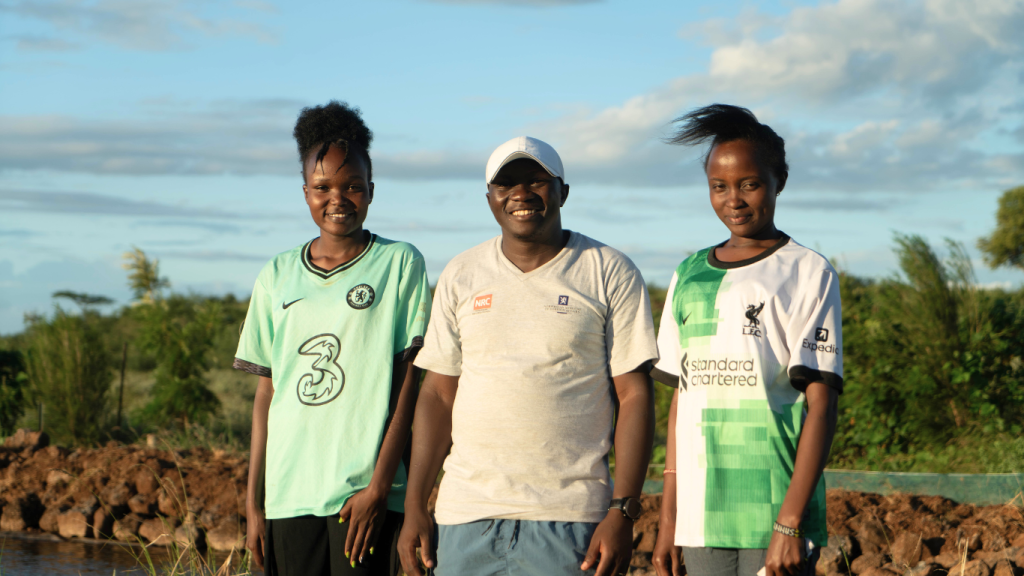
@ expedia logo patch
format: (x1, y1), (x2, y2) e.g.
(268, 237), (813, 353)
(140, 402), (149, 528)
(815, 327), (829, 342)
(803, 339), (839, 355)
(473, 294), (492, 312)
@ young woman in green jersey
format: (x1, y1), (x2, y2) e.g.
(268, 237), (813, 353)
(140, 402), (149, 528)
(651, 105), (842, 576)
(235, 101), (431, 576)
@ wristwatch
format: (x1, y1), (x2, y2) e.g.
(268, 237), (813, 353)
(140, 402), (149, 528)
(609, 497), (643, 521)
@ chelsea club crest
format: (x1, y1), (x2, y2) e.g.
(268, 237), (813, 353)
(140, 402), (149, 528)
(346, 284), (375, 310)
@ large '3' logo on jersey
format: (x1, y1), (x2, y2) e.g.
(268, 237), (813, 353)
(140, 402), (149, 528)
(296, 334), (345, 406)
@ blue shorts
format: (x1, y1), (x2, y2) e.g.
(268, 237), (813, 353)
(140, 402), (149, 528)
(434, 519), (597, 576)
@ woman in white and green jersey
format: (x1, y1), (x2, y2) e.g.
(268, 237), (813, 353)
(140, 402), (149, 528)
(651, 105), (841, 576)
(233, 101), (431, 576)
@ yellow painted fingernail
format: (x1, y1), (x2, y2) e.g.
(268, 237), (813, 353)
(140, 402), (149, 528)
(345, 551), (350, 559)
(351, 561), (356, 568)
(338, 516), (345, 523)
(370, 547), (375, 555)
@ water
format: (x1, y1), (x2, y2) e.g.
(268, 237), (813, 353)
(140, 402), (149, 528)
(0, 536), (262, 575)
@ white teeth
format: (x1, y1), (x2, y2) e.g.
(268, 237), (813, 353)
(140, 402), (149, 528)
(512, 210), (538, 216)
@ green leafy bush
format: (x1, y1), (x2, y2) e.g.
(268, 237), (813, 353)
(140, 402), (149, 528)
(23, 308), (113, 444)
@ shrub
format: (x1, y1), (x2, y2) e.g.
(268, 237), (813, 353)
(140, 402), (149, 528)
(23, 308), (113, 444)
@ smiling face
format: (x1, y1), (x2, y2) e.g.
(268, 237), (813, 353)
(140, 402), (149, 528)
(302, 144), (373, 240)
(486, 158), (569, 243)
(706, 139), (783, 241)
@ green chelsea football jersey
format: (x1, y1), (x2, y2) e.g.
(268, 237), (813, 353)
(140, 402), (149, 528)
(234, 233), (430, 519)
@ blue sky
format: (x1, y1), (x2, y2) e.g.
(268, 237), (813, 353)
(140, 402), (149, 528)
(2, 0), (1023, 334)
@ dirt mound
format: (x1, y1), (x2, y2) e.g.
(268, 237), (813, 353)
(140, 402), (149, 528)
(3, 430), (1023, 576)
(0, 430), (248, 551)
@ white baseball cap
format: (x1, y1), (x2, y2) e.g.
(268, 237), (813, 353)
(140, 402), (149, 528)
(485, 136), (565, 184)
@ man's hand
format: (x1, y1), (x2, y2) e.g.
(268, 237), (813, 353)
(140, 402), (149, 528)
(580, 512), (633, 575)
(397, 506), (436, 576)
(245, 505), (266, 569)
(339, 485), (388, 567)
(765, 530), (806, 576)
(651, 528), (683, 576)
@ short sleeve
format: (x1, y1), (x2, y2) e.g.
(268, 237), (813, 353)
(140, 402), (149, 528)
(654, 272), (681, 377)
(787, 267), (844, 393)
(394, 252), (431, 361)
(234, 273), (274, 377)
(605, 262), (660, 377)
(412, 266), (462, 377)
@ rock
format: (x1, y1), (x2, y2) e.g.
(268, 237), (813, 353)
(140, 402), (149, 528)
(135, 468), (160, 496)
(101, 482), (133, 508)
(933, 552), (962, 569)
(985, 534), (1009, 552)
(128, 493), (155, 516)
(860, 567), (898, 576)
(57, 510), (90, 538)
(1015, 550), (1024, 572)
(205, 521), (244, 552)
(92, 508), (113, 538)
(174, 521), (202, 548)
(1012, 535), (1024, 550)
(158, 488), (183, 517)
(851, 553), (886, 574)
(849, 514), (891, 556)
(908, 562), (941, 576)
(3, 428), (49, 451)
(73, 494), (98, 515)
(113, 513), (144, 542)
(992, 560), (1017, 576)
(962, 560), (993, 576)
(139, 517), (178, 546)
(46, 469), (73, 487)
(892, 532), (925, 567)
(0, 495), (43, 531)
(38, 507), (63, 533)
(818, 534), (859, 575)
(958, 530), (984, 553)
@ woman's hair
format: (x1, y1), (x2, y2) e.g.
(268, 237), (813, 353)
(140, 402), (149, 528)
(293, 100), (374, 181)
(667, 104), (788, 185)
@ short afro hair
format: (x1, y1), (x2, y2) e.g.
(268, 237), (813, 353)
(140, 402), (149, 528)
(667, 104), (788, 188)
(293, 100), (374, 181)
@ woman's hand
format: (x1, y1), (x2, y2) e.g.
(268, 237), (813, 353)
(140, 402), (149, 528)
(651, 528), (683, 576)
(245, 504), (267, 569)
(765, 530), (806, 576)
(339, 485), (389, 567)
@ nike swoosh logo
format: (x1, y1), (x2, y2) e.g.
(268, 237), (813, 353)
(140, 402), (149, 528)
(681, 312), (691, 325)
(282, 298), (303, 310)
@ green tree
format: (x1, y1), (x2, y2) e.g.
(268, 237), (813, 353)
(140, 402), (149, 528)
(122, 247), (169, 304)
(23, 308), (113, 444)
(124, 248), (221, 426)
(831, 234), (1024, 469)
(52, 291), (114, 310)
(137, 295), (223, 427)
(978, 185), (1024, 271)
(0, 349), (28, 436)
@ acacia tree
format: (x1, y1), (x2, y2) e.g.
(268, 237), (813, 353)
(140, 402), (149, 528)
(978, 185), (1024, 271)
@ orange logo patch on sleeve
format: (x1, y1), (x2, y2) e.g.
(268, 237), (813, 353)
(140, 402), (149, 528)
(473, 294), (492, 310)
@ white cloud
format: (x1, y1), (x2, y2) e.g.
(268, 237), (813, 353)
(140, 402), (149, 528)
(1, 0), (1022, 192)
(1, 0), (276, 51)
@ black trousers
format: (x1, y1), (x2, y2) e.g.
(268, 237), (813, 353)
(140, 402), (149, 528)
(265, 511), (403, 576)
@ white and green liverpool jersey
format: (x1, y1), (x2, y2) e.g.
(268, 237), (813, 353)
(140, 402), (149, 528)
(655, 235), (842, 549)
(234, 233), (430, 520)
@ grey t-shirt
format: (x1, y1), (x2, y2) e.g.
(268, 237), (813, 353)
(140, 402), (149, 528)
(414, 232), (659, 524)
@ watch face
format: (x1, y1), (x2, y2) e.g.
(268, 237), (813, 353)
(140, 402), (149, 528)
(625, 498), (643, 519)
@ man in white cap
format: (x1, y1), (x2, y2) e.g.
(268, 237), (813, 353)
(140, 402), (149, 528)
(398, 136), (658, 576)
